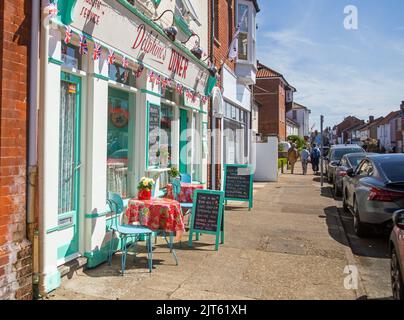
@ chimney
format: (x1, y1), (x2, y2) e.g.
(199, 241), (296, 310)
(369, 116), (374, 123)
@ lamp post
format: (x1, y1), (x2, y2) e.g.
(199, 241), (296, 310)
(320, 115), (324, 187)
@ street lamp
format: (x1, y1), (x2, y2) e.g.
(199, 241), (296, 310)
(182, 33), (204, 59)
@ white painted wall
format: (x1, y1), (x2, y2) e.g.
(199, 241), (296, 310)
(254, 137), (279, 182)
(222, 66), (251, 112)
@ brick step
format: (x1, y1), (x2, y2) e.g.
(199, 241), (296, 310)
(58, 257), (88, 279)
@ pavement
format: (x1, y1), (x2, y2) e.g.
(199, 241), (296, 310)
(46, 167), (369, 300)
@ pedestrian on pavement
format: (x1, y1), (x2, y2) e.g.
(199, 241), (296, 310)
(310, 144), (321, 175)
(300, 146), (310, 175)
(287, 143), (299, 174)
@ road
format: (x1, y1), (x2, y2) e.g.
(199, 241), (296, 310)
(327, 184), (393, 300)
(46, 168), (393, 300)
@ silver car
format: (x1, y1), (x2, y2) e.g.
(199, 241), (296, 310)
(342, 154), (404, 237)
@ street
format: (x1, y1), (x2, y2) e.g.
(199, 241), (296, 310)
(45, 167), (392, 300)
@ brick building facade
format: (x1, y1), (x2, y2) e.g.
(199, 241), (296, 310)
(0, 0), (33, 300)
(254, 62), (296, 142)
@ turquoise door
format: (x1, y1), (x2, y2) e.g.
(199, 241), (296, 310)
(57, 72), (81, 262)
(179, 109), (189, 175)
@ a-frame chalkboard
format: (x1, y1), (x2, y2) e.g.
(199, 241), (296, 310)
(223, 164), (254, 211)
(188, 190), (225, 251)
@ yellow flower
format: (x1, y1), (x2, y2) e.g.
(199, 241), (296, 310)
(143, 181), (148, 187)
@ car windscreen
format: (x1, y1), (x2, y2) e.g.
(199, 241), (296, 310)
(379, 161), (404, 183)
(347, 154), (366, 168)
(332, 148), (363, 161)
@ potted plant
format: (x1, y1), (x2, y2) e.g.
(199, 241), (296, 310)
(137, 177), (155, 200)
(168, 166), (180, 183)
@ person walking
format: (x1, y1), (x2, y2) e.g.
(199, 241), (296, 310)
(310, 144), (321, 175)
(300, 146), (310, 175)
(287, 143), (299, 174)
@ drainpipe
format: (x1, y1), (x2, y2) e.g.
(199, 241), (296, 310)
(28, 0), (40, 298)
(210, 0), (216, 190)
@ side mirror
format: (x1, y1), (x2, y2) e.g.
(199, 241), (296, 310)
(393, 209), (404, 230)
(346, 168), (354, 177)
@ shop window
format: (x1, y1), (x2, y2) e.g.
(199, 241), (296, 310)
(237, 3), (249, 61)
(107, 88), (131, 199)
(160, 104), (174, 168)
(62, 43), (82, 70)
(109, 63), (136, 87)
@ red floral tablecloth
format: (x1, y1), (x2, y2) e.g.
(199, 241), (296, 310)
(126, 198), (185, 240)
(166, 183), (204, 203)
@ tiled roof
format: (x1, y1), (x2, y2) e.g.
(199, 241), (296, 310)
(256, 61), (296, 92)
(378, 111), (400, 125)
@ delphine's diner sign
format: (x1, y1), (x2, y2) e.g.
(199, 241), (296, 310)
(71, 0), (209, 94)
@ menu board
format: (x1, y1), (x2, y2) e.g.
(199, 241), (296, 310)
(193, 193), (222, 232)
(148, 104), (160, 167)
(224, 165), (253, 210)
(188, 190), (225, 251)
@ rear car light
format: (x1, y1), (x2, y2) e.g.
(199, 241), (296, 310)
(338, 171), (347, 177)
(368, 187), (404, 202)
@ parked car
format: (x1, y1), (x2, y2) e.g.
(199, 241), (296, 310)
(334, 152), (369, 197)
(325, 144), (365, 184)
(342, 154), (404, 237)
(390, 209), (404, 300)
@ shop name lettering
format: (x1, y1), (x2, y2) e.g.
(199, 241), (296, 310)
(132, 24), (189, 79)
(80, 0), (103, 25)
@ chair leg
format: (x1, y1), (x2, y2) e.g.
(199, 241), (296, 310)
(169, 233), (179, 266)
(121, 236), (127, 276)
(147, 234), (153, 273)
(132, 235), (138, 263)
(108, 230), (114, 266)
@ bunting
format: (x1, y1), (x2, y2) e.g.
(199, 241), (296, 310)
(93, 43), (102, 61)
(107, 49), (116, 65)
(64, 26), (72, 44)
(79, 35), (88, 55)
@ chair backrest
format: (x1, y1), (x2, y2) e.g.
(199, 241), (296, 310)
(171, 178), (181, 201)
(107, 192), (124, 229)
(180, 173), (191, 183)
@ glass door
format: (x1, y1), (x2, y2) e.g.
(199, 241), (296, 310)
(179, 108), (190, 175)
(57, 72), (81, 262)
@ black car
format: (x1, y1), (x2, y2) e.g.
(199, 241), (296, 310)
(325, 144), (365, 184)
(342, 154), (404, 237)
(333, 152), (369, 196)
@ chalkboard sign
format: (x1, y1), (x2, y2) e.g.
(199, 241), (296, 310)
(223, 164), (253, 210)
(188, 190), (225, 251)
(148, 103), (160, 167)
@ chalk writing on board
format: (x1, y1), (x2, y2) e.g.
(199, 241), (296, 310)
(224, 166), (251, 200)
(193, 193), (221, 232)
(149, 104), (160, 167)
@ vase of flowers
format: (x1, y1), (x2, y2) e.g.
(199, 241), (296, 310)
(137, 177), (155, 200)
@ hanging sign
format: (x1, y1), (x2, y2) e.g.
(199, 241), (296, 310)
(223, 164), (254, 211)
(69, 0), (210, 95)
(188, 190), (225, 251)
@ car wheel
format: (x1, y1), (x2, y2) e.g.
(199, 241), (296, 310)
(334, 182), (342, 197)
(391, 248), (404, 300)
(353, 199), (370, 238)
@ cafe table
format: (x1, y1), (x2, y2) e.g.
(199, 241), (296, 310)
(166, 182), (204, 203)
(125, 197), (185, 242)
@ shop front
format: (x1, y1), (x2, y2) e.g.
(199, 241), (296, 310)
(39, 0), (211, 293)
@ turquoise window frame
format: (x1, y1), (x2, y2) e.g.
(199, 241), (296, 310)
(107, 87), (136, 201)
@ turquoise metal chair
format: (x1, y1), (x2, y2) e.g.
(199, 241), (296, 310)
(172, 178), (193, 216)
(180, 173), (192, 183)
(107, 192), (153, 275)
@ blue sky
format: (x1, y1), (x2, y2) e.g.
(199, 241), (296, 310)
(256, 0), (404, 129)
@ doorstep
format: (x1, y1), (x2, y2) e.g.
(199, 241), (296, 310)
(58, 256), (88, 279)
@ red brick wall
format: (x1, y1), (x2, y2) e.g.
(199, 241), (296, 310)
(254, 78), (288, 141)
(0, 0), (32, 300)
